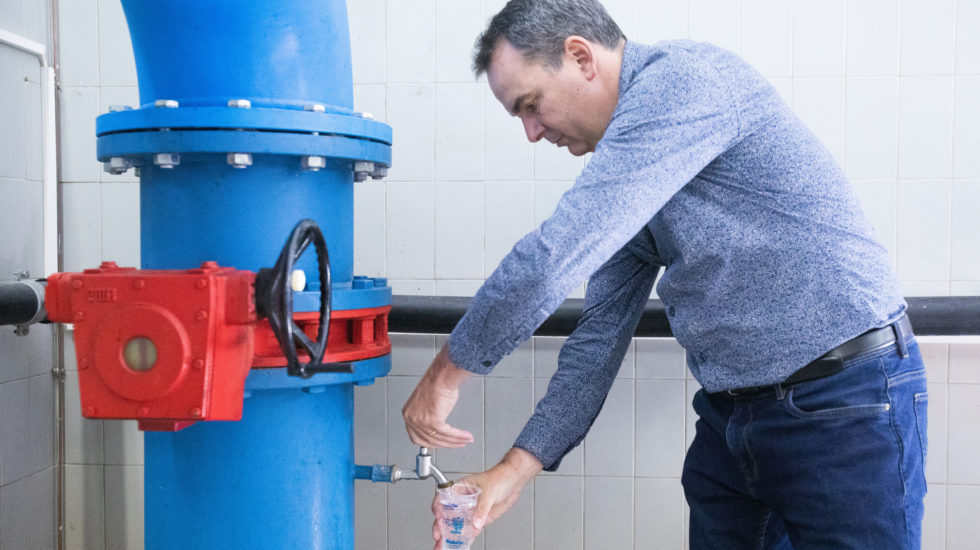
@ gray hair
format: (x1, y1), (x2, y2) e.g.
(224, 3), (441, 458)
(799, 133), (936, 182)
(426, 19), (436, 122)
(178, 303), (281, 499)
(472, 0), (625, 77)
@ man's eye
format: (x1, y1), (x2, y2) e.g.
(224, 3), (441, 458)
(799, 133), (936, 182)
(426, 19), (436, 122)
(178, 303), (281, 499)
(526, 104), (536, 113)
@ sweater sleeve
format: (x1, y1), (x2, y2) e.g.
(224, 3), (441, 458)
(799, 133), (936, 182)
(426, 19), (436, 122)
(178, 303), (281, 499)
(514, 239), (660, 470)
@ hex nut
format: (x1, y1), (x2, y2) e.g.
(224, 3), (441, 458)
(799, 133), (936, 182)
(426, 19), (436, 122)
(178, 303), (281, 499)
(226, 152), (253, 168)
(154, 99), (179, 108)
(154, 153), (180, 168)
(108, 105), (133, 112)
(304, 103), (326, 112)
(227, 99), (251, 109)
(301, 155), (327, 171)
(370, 165), (389, 180)
(104, 157), (133, 175)
(353, 161), (374, 173)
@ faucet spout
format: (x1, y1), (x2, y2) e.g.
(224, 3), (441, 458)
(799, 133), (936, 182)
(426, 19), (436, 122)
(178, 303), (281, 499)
(415, 447), (454, 489)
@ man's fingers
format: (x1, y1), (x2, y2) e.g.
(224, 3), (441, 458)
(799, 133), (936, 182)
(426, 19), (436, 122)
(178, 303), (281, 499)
(410, 423), (474, 449)
(472, 492), (493, 532)
(432, 518), (441, 545)
(438, 424), (475, 444)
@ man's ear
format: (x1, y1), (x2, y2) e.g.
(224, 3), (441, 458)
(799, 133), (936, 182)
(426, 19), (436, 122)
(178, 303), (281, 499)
(564, 36), (597, 80)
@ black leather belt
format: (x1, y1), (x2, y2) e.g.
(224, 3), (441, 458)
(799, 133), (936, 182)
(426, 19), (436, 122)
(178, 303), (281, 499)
(723, 314), (913, 397)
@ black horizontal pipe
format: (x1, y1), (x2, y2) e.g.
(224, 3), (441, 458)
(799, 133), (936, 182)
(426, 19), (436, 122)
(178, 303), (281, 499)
(0, 281), (45, 326)
(390, 295), (980, 337)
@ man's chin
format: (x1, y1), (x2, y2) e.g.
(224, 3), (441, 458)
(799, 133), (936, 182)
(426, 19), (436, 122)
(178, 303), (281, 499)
(566, 144), (589, 157)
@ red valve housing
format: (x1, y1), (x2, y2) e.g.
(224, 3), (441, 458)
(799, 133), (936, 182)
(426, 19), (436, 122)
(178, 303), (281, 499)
(46, 261), (257, 431)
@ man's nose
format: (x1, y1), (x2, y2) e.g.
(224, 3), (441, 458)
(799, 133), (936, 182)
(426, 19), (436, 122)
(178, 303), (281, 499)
(521, 115), (545, 143)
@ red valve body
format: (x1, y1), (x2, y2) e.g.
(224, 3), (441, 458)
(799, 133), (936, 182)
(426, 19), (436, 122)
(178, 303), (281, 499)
(46, 261), (391, 431)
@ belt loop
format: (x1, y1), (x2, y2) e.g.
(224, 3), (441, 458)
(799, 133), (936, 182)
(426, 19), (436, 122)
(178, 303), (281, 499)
(893, 316), (910, 358)
(775, 384), (787, 401)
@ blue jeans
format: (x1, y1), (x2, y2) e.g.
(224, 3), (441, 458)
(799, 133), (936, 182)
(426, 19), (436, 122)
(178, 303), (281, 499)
(682, 336), (928, 549)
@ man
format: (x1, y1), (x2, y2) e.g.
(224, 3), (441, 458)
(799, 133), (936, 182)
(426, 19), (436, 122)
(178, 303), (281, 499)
(403, 0), (928, 548)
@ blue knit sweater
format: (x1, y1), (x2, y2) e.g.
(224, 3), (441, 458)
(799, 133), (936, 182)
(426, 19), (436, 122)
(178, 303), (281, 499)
(447, 40), (906, 470)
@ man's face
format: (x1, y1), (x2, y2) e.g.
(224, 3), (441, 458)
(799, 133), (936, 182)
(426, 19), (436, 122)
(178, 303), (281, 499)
(487, 39), (605, 157)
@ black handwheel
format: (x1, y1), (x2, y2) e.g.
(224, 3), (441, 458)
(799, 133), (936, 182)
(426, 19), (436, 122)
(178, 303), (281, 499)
(254, 219), (353, 378)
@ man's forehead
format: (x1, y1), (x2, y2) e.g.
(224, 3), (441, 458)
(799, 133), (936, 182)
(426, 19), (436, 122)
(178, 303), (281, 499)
(487, 41), (543, 101)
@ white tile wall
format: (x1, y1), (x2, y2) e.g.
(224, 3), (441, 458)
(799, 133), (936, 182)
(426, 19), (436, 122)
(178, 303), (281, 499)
(584, 379), (634, 476)
(584, 476), (633, 549)
(534, 476), (583, 550)
(348, 0), (385, 85)
(59, 87), (101, 183)
(926, 383), (948, 484)
(956, 0), (980, 75)
(953, 77), (980, 180)
(689, 0), (740, 53)
(739, 0), (793, 79)
(435, 0), (484, 83)
(844, 78), (899, 180)
(435, 181), (484, 278)
(354, 180), (386, 276)
(0, 179), (31, 277)
(792, 78), (845, 165)
(896, 180), (950, 283)
(951, 181), (980, 281)
(1, 474), (31, 550)
(846, 0), (900, 76)
(850, 180), (898, 267)
(484, 181), (532, 275)
(387, 85), (435, 181)
(104, 465), (143, 550)
(898, 77), (954, 180)
(923, 484), (946, 550)
(634, 0), (688, 44)
(948, 486), (980, 548)
(386, 181), (435, 279)
(899, 0), (955, 76)
(99, 182), (140, 267)
(483, 93), (534, 181)
(0, 379), (30, 485)
(96, 0), (137, 87)
(792, 0), (845, 78)
(634, 477), (686, 549)
(634, 380), (686, 478)
(435, 84), (484, 181)
(483, 483), (532, 550)
(0, 76), (28, 181)
(52, 0), (980, 548)
(0, 13), (57, 545)
(61, 182), (103, 272)
(65, 464), (105, 550)
(386, 0), (434, 84)
(57, 0), (99, 86)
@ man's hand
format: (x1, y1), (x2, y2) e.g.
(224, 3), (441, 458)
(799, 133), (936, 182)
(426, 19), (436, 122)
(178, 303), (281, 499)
(402, 343), (475, 448)
(431, 447), (543, 550)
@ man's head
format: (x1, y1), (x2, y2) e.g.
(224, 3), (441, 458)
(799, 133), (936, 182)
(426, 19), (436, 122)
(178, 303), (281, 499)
(473, 0), (626, 156)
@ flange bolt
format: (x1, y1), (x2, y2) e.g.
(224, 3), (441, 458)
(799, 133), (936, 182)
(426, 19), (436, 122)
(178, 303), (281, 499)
(104, 157), (134, 175)
(353, 161), (375, 182)
(154, 153), (180, 169)
(301, 155), (327, 171)
(227, 153), (253, 168)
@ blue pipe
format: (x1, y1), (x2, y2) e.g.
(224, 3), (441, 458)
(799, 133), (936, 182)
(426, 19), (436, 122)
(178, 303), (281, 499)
(95, 1), (393, 548)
